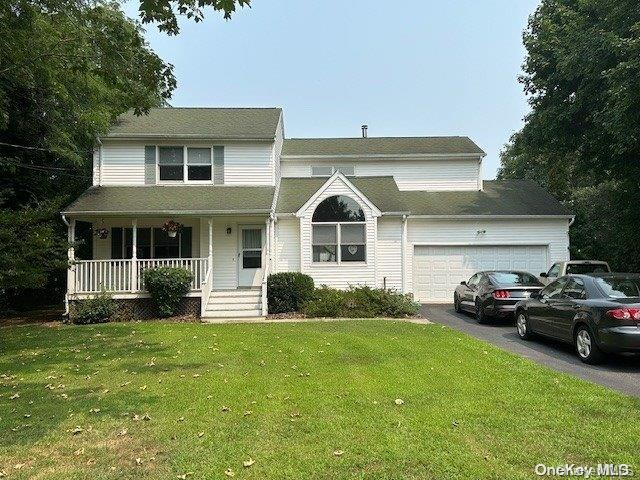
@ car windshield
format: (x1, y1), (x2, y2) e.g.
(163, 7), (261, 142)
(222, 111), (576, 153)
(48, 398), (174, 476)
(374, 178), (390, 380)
(488, 272), (541, 286)
(566, 263), (609, 274)
(595, 277), (640, 298)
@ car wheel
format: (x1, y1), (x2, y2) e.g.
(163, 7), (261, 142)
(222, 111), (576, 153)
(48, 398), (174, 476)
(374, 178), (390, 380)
(574, 325), (604, 365)
(475, 299), (488, 324)
(454, 294), (462, 313)
(516, 311), (532, 340)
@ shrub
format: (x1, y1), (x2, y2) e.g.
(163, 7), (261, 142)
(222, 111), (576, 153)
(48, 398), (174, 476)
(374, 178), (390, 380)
(74, 290), (117, 324)
(143, 267), (193, 317)
(302, 286), (420, 318)
(267, 272), (315, 313)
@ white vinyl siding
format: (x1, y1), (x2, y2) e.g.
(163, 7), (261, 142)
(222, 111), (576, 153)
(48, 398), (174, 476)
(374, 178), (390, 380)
(405, 218), (571, 298)
(298, 177), (377, 289)
(282, 158), (480, 191)
(98, 142), (146, 185)
(271, 113), (284, 182)
(96, 141), (276, 186)
(224, 143), (274, 185)
(376, 217), (403, 291)
(92, 147), (100, 185)
(273, 217), (300, 273)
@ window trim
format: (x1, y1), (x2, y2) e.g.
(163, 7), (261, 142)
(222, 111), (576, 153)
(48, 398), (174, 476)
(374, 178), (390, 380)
(311, 221), (367, 265)
(156, 145), (219, 185)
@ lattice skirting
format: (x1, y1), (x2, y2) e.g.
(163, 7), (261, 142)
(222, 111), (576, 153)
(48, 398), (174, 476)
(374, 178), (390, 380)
(69, 297), (201, 322)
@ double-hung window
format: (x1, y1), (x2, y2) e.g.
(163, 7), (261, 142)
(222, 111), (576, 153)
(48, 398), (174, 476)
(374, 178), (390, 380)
(187, 148), (212, 181)
(111, 227), (192, 259)
(158, 146), (215, 182)
(158, 146), (184, 181)
(311, 195), (366, 263)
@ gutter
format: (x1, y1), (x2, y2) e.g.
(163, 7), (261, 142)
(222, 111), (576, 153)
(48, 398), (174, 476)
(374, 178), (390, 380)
(280, 153), (484, 160)
(61, 214), (70, 317)
(60, 209), (273, 216)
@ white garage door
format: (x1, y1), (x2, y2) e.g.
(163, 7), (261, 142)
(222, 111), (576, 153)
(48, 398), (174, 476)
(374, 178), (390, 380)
(413, 245), (548, 303)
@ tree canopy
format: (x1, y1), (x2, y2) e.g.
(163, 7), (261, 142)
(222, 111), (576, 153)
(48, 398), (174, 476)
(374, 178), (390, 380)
(499, 0), (640, 271)
(0, 0), (176, 299)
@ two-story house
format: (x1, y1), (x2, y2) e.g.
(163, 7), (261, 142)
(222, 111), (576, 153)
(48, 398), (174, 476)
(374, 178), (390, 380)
(62, 107), (572, 319)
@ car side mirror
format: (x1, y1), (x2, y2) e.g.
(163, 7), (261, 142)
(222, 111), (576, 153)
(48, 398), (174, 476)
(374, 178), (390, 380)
(460, 281), (467, 286)
(530, 291), (540, 299)
(540, 272), (548, 278)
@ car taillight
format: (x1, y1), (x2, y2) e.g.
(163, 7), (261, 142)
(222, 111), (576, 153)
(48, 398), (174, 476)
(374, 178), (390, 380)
(606, 308), (640, 320)
(492, 290), (511, 299)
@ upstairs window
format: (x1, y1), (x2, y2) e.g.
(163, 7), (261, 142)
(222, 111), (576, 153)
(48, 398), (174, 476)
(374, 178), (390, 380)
(311, 165), (355, 177)
(187, 148), (212, 181)
(157, 146), (221, 183)
(158, 146), (184, 181)
(312, 195), (366, 263)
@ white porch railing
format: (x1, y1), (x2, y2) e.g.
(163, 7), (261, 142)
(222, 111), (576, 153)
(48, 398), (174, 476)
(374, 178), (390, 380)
(73, 258), (208, 294)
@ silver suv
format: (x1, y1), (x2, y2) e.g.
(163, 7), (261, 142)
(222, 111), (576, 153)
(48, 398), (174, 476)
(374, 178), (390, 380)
(539, 260), (611, 284)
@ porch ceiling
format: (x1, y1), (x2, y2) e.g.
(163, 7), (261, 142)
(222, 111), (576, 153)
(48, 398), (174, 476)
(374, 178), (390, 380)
(63, 185), (275, 216)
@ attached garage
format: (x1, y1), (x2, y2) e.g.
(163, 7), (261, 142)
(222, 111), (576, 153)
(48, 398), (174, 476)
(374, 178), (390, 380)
(412, 245), (549, 303)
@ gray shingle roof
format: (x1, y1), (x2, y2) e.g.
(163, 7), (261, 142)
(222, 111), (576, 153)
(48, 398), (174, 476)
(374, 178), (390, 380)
(63, 185), (275, 215)
(282, 137), (485, 156)
(275, 178), (571, 216)
(105, 108), (282, 140)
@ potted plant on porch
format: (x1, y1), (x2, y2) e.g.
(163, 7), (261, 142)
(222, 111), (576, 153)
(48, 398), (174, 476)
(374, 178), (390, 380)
(162, 219), (183, 238)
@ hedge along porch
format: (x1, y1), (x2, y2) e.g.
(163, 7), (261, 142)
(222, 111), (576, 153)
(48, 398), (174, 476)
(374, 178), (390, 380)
(62, 185), (276, 319)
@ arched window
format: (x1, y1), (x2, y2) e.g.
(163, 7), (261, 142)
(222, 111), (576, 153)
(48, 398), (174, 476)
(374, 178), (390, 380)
(312, 195), (366, 263)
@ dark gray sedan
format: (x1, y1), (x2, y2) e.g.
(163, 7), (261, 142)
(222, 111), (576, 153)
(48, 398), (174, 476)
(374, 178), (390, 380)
(454, 271), (545, 323)
(515, 274), (640, 364)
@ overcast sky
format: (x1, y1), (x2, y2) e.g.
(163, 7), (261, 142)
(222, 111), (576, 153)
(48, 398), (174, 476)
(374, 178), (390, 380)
(124, 0), (541, 179)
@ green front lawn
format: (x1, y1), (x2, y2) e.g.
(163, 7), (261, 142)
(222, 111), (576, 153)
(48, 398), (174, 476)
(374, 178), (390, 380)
(1, 320), (638, 479)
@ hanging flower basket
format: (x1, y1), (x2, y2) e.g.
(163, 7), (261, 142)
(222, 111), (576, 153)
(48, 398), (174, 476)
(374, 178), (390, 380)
(95, 227), (109, 239)
(162, 220), (183, 238)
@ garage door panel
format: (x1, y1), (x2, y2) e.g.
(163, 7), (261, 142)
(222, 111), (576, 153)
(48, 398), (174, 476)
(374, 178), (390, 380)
(413, 245), (548, 303)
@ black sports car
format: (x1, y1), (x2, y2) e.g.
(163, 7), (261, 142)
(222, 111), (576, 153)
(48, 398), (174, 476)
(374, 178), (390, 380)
(453, 271), (544, 323)
(514, 273), (640, 364)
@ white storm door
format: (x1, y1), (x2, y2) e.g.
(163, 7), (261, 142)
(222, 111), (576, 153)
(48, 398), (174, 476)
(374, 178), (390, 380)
(238, 226), (264, 287)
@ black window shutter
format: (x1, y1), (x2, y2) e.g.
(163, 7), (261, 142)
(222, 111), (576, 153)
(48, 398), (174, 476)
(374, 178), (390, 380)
(180, 227), (192, 258)
(111, 227), (123, 259)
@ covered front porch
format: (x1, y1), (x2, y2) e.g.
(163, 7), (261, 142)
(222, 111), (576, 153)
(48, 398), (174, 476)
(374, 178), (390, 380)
(61, 184), (277, 318)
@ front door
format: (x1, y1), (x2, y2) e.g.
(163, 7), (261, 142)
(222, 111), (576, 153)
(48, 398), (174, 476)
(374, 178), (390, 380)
(238, 226), (264, 287)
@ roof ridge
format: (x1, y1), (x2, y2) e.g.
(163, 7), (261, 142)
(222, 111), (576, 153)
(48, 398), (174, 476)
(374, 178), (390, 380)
(147, 106), (282, 110)
(285, 136), (472, 141)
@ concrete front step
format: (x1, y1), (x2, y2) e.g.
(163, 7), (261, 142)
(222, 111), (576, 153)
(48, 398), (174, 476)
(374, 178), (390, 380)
(202, 309), (263, 318)
(206, 302), (261, 312)
(208, 295), (260, 305)
(210, 289), (261, 297)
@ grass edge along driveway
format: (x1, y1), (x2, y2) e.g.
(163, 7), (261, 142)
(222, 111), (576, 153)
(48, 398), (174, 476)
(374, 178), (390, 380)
(1, 319), (638, 479)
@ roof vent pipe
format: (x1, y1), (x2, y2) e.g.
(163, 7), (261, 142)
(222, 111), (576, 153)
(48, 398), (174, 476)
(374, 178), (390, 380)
(361, 124), (368, 138)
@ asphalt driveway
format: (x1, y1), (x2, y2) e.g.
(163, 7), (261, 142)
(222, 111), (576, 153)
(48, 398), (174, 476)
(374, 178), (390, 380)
(421, 304), (640, 397)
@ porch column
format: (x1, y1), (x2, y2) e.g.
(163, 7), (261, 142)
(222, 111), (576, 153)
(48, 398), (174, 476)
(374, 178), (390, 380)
(207, 218), (213, 270)
(67, 218), (76, 294)
(130, 219), (138, 292)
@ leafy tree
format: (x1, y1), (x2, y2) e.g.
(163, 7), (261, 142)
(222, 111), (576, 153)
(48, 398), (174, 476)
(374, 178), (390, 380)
(135, 0), (250, 34)
(499, 0), (640, 271)
(0, 0), (176, 303)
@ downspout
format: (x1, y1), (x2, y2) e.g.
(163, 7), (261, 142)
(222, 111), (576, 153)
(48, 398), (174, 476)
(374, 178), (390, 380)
(401, 215), (407, 294)
(61, 214), (70, 317)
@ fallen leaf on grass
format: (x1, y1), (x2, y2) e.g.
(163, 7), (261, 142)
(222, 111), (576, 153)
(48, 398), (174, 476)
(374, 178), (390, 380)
(224, 468), (235, 477)
(135, 458), (143, 466)
(198, 431), (205, 438)
(243, 458), (255, 468)
(394, 398), (404, 405)
(117, 428), (128, 436)
(74, 447), (85, 456)
(72, 426), (83, 435)
(89, 408), (100, 413)
(333, 450), (344, 457)
(10, 393), (19, 400)
(221, 406), (230, 412)
(243, 411), (252, 417)
(177, 473), (193, 479)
